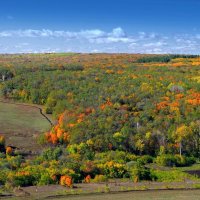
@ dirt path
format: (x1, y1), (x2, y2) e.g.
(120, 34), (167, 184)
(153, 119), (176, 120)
(46, 189), (200, 200)
(2, 181), (200, 200)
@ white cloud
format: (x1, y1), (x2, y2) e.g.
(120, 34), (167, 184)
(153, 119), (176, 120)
(0, 32), (12, 37)
(110, 27), (126, 37)
(0, 27), (133, 44)
(0, 29), (105, 39)
(0, 27), (200, 54)
(143, 41), (167, 47)
(138, 32), (146, 39)
(89, 37), (135, 44)
(91, 49), (100, 53)
(79, 29), (105, 39)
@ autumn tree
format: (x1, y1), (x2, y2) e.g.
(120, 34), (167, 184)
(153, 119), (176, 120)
(173, 125), (192, 156)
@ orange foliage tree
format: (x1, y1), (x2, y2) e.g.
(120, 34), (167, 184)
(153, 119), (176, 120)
(60, 175), (73, 187)
(6, 146), (12, 155)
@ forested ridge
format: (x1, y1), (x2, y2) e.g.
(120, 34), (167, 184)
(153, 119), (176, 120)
(0, 53), (199, 187)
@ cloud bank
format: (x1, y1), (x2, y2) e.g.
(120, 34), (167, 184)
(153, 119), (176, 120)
(0, 27), (200, 54)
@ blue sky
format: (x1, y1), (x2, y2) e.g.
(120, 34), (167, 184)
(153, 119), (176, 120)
(0, 0), (200, 54)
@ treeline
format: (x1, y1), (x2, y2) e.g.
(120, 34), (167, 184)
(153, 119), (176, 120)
(136, 54), (199, 63)
(0, 136), (197, 187)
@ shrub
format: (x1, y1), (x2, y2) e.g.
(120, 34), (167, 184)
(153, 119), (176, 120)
(41, 147), (62, 161)
(95, 151), (137, 164)
(137, 155), (154, 165)
(0, 152), (6, 158)
(186, 157), (196, 166)
(7, 155), (23, 169)
(174, 155), (195, 167)
(44, 106), (53, 114)
(37, 134), (48, 145)
(8, 171), (36, 186)
(150, 169), (194, 182)
(92, 175), (108, 183)
(84, 175), (91, 183)
(38, 173), (55, 185)
(155, 154), (176, 167)
(129, 162), (151, 182)
(6, 147), (13, 156)
(60, 175), (73, 187)
(80, 161), (99, 177)
(97, 161), (127, 178)
(155, 154), (196, 167)
(63, 64), (84, 71)
(0, 170), (8, 184)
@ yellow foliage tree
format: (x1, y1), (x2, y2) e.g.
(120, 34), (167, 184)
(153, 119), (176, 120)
(173, 125), (192, 156)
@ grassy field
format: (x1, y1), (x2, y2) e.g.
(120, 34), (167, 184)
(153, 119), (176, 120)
(9, 189), (200, 200)
(47, 190), (200, 200)
(0, 101), (51, 152)
(1, 180), (198, 200)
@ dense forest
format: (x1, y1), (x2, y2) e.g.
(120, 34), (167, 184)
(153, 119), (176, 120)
(0, 53), (199, 187)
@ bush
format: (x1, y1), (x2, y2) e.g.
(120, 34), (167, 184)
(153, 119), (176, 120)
(150, 169), (194, 182)
(0, 152), (6, 158)
(174, 155), (195, 167)
(44, 106), (53, 114)
(129, 162), (151, 182)
(155, 154), (176, 167)
(7, 155), (23, 169)
(186, 157), (196, 165)
(95, 151), (137, 164)
(97, 161), (127, 178)
(60, 175), (73, 187)
(41, 147), (62, 161)
(37, 134), (47, 145)
(92, 175), (108, 183)
(38, 173), (55, 185)
(137, 155), (154, 165)
(0, 170), (8, 184)
(155, 154), (196, 167)
(80, 161), (99, 177)
(8, 172), (36, 186)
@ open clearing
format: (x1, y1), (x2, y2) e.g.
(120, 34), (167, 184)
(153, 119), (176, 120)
(2, 181), (200, 200)
(47, 190), (200, 200)
(0, 101), (51, 152)
(6, 189), (200, 200)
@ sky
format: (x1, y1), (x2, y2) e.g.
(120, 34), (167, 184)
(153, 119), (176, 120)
(0, 0), (200, 54)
